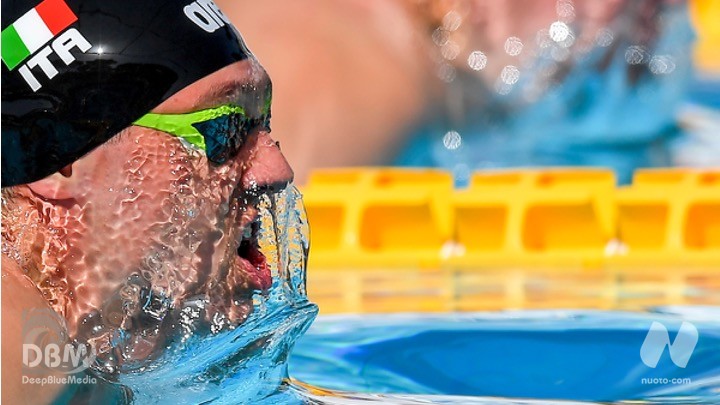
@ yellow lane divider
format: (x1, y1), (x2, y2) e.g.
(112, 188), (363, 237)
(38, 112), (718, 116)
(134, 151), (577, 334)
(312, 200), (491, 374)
(301, 168), (720, 313)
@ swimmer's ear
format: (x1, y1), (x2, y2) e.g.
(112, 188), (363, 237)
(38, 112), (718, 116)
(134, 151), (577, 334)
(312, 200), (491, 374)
(26, 164), (75, 200)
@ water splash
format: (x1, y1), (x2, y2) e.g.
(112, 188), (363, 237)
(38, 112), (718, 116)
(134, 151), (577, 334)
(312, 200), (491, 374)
(58, 185), (318, 404)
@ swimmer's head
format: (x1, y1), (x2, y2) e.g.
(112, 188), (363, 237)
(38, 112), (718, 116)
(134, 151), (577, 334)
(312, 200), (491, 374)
(2, 0), (295, 373)
(2, 0), (252, 186)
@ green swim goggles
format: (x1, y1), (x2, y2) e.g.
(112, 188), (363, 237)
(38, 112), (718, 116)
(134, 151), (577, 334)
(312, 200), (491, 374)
(133, 104), (269, 164)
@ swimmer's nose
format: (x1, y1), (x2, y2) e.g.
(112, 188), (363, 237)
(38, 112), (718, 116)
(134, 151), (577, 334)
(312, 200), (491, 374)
(241, 131), (293, 193)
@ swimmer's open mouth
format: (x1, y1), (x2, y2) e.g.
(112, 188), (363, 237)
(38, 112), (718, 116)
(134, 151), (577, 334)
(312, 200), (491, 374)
(235, 219), (272, 291)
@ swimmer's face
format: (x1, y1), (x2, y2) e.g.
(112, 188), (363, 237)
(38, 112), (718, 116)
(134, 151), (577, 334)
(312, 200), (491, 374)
(36, 59), (292, 354)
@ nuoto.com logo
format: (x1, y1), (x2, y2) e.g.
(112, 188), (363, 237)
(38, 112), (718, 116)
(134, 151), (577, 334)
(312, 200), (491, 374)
(640, 321), (698, 368)
(22, 308), (97, 375)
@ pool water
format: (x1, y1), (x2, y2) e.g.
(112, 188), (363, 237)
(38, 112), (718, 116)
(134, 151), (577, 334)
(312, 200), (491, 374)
(290, 306), (720, 404)
(45, 187), (719, 404)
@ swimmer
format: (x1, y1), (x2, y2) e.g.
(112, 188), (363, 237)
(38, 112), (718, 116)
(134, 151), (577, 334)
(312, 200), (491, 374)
(219, 0), (690, 183)
(2, 0), (293, 402)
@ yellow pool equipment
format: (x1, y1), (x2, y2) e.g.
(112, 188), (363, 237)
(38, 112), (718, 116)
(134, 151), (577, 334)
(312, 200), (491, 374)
(301, 168), (720, 313)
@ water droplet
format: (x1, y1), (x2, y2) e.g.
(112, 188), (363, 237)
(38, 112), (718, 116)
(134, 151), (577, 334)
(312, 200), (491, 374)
(500, 65), (520, 85)
(549, 21), (570, 42)
(442, 10), (462, 31)
(649, 55), (676, 75)
(595, 28), (614, 47)
(495, 80), (512, 95)
(467, 51), (487, 71)
(431, 28), (449, 46)
(441, 41), (460, 61)
(218, 202), (230, 216)
(536, 29), (552, 49)
(625, 45), (648, 65)
(437, 63), (456, 83)
(504, 37), (523, 56)
(210, 312), (228, 334)
(186, 229), (202, 252)
(556, 0), (575, 21)
(141, 268), (155, 282)
(558, 31), (575, 48)
(144, 252), (163, 272)
(140, 289), (170, 322)
(442, 131), (462, 150)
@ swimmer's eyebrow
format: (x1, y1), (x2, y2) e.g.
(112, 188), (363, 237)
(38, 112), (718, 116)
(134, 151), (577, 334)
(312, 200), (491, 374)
(194, 76), (272, 115)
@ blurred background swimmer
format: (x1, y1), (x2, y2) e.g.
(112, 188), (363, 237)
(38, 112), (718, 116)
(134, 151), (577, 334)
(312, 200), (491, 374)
(219, 0), (717, 185)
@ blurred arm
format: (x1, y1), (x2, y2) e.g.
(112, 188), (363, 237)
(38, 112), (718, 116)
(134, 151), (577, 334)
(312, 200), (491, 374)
(2, 258), (65, 404)
(217, 0), (433, 183)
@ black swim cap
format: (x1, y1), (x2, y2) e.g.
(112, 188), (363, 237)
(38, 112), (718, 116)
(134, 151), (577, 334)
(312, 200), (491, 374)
(1, 0), (251, 186)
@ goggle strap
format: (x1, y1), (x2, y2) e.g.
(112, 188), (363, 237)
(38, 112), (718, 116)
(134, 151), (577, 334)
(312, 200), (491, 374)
(132, 105), (246, 151)
(134, 113), (207, 150)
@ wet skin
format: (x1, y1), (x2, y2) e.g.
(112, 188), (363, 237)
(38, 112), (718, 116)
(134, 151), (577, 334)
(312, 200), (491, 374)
(4, 58), (293, 366)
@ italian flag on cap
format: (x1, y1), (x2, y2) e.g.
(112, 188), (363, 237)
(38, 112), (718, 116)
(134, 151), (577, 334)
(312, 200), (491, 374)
(1, 0), (78, 70)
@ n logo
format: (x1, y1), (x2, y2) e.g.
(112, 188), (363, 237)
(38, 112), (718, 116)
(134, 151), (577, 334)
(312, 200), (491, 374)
(640, 321), (698, 368)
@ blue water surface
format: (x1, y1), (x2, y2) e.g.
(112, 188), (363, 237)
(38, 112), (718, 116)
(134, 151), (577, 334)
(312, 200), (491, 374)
(290, 307), (720, 404)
